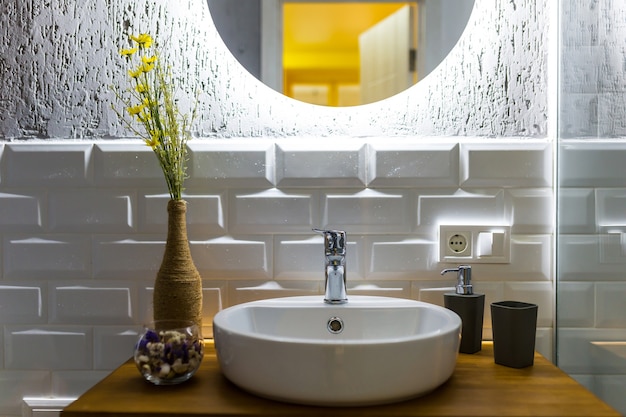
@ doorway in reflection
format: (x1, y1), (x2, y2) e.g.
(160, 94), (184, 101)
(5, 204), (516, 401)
(283, 3), (416, 106)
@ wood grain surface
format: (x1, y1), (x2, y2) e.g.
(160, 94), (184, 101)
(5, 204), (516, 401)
(62, 341), (620, 417)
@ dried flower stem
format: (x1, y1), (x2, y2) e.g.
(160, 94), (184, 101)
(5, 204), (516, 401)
(111, 33), (196, 201)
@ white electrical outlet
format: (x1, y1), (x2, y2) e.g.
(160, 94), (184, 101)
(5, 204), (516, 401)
(444, 231), (471, 257)
(439, 225), (511, 264)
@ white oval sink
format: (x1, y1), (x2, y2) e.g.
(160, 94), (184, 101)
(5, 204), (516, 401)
(213, 295), (461, 406)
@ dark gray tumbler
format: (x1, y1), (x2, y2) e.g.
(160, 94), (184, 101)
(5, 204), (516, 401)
(490, 301), (538, 368)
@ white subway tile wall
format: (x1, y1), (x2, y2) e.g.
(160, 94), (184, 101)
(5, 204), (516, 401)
(0, 139), (555, 415)
(559, 140), (626, 414)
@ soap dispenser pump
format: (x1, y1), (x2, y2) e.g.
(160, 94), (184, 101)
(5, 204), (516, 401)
(441, 265), (484, 354)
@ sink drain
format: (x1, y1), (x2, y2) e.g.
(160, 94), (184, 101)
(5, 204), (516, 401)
(327, 317), (344, 334)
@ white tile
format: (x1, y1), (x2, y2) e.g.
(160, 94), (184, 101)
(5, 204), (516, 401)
(558, 282), (595, 327)
(139, 193), (226, 237)
(48, 190), (134, 233)
(3, 144), (93, 187)
(0, 371), (50, 416)
(0, 284), (45, 324)
(599, 231), (626, 264)
(50, 283), (135, 325)
(274, 235), (363, 280)
(558, 328), (626, 374)
(4, 236), (90, 279)
(535, 328), (553, 363)
(558, 188), (595, 234)
(416, 286), (455, 307)
(323, 189), (411, 234)
(188, 140), (275, 187)
(275, 141), (367, 187)
(560, 141), (626, 187)
(367, 142), (459, 188)
(347, 281), (411, 299)
(596, 282), (626, 327)
(93, 142), (162, 185)
(5, 326), (92, 370)
(21, 397), (76, 417)
(202, 283), (226, 338)
(511, 236), (553, 281)
(367, 237), (436, 279)
(417, 190), (505, 233)
(0, 192), (44, 232)
(506, 189), (554, 234)
(569, 375), (595, 393)
(51, 370), (109, 398)
(460, 142), (551, 188)
(228, 280), (321, 306)
(560, 235), (625, 281)
(590, 337), (626, 375)
(93, 326), (140, 369)
(230, 189), (319, 234)
(595, 375), (626, 416)
(273, 235), (323, 279)
(136, 281), (155, 325)
(596, 188), (626, 227)
(503, 281), (554, 328)
(92, 237), (163, 279)
(191, 236), (272, 279)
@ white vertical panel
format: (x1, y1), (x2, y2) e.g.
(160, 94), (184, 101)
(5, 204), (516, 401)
(359, 5), (415, 104)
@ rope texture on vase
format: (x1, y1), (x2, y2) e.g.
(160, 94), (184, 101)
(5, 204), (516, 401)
(153, 199), (203, 328)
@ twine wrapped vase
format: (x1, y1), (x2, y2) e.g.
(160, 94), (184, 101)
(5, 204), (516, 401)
(153, 200), (203, 328)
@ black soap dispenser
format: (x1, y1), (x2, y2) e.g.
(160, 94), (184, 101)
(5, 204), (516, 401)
(440, 265), (484, 354)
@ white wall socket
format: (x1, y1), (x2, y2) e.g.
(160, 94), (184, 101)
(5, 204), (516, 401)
(439, 225), (511, 264)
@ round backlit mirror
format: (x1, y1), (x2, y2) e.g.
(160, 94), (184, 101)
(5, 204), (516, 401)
(207, 0), (475, 107)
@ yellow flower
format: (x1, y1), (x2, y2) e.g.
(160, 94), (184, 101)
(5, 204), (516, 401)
(127, 104), (145, 116)
(135, 83), (148, 93)
(145, 134), (159, 149)
(140, 62), (155, 73)
(137, 111), (151, 122)
(142, 55), (157, 64)
(128, 68), (143, 79)
(130, 33), (153, 49)
(120, 47), (138, 57)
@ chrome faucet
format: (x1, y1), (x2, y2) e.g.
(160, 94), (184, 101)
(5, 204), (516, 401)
(313, 228), (348, 304)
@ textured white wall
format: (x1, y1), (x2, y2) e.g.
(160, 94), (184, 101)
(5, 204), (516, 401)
(0, 0), (550, 140)
(560, 0), (626, 138)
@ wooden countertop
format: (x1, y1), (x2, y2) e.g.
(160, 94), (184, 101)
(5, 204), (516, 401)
(62, 341), (619, 417)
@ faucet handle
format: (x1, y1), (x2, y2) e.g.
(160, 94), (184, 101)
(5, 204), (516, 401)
(441, 265), (473, 295)
(313, 229), (346, 256)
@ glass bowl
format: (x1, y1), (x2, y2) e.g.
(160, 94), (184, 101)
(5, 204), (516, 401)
(133, 320), (204, 385)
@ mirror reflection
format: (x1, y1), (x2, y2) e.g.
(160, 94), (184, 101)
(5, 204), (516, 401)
(208, 0), (474, 107)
